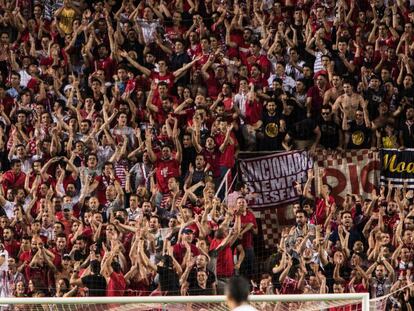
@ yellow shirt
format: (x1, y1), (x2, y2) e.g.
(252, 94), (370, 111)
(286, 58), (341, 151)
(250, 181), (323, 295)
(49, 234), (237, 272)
(382, 135), (397, 149)
(59, 7), (76, 34)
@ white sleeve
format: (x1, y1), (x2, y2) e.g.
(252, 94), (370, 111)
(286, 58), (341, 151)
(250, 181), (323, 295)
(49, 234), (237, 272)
(3, 201), (14, 219)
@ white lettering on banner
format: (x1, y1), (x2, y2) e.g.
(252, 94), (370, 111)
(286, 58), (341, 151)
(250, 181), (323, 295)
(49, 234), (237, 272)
(239, 151), (313, 208)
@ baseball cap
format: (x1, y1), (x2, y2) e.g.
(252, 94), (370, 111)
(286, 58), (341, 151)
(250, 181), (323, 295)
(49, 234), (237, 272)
(182, 228), (194, 234)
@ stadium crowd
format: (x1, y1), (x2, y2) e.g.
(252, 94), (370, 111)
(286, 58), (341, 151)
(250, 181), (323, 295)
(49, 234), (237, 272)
(0, 0), (413, 310)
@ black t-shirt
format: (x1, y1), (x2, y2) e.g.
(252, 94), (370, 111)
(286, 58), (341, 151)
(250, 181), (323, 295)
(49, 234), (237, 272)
(157, 265), (180, 295)
(121, 40), (144, 64)
(399, 119), (414, 148)
(318, 119), (341, 149)
(323, 262), (352, 292)
(364, 88), (384, 120)
(398, 85), (414, 107)
(188, 284), (214, 295)
(182, 146), (197, 177)
(329, 228), (363, 250)
(260, 113), (286, 151)
(188, 268), (216, 289)
(347, 121), (372, 149)
(82, 274), (107, 296)
(332, 51), (354, 77)
(289, 118), (317, 140)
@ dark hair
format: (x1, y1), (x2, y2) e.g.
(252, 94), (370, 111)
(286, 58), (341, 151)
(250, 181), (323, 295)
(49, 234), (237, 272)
(55, 222), (65, 231)
(337, 37), (349, 45)
(76, 235), (88, 242)
(235, 182), (247, 191)
(10, 71), (20, 79)
(226, 276), (250, 304)
(341, 210), (352, 218)
(295, 209), (308, 217)
(321, 105), (332, 112)
(90, 260), (101, 274)
(56, 233), (67, 239)
(91, 78), (102, 85)
(111, 261), (122, 273)
(10, 159), (22, 167)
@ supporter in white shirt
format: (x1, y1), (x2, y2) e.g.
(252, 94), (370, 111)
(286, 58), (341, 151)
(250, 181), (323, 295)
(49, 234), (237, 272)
(226, 276), (258, 311)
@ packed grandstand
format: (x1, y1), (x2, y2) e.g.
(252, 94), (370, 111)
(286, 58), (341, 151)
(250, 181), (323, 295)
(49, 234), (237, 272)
(0, 0), (413, 310)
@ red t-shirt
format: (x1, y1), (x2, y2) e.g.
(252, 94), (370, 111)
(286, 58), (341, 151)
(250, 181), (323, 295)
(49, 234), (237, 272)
(165, 26), (185, 41)
(187, 44), (201, 58)
(2, 170), (26, 193)
(307, 86), (328, 115)
(173, 243), (200, 264)
(150, 71), (175, 90)
(214, 132), (238, 168)
(245, 54), (271, 78)
(223, 97), (234, 112)
(313, 196), (335, 225)
(107, 271), (126, 296)
(248, 76), (267, 90)
(4, 240), (20, 259)
(210, 238), (234, 277)
(94, 175), (121, 204)
(19, 250), (33, 265)
(26, 265), (51, 288)
(240, 211), (257, 249)
(202, 148), (221, 178)
(245, 100), (262, 125)
(205, 74), (221, 98)
(155, 154), (180, 194)
(95, 57), (115, 81)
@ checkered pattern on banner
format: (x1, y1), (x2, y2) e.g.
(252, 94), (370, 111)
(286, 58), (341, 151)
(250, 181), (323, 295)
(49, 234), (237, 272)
(314, 149), (378, 167)
(260, 208), (281, 249)
(259, 206), (295, 249)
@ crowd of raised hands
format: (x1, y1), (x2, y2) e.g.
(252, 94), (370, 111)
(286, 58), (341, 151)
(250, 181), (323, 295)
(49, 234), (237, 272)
(0, 0), (413, 309)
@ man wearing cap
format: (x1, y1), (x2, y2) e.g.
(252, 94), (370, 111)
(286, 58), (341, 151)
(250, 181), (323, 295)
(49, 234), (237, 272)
(173, 227), (200, 266)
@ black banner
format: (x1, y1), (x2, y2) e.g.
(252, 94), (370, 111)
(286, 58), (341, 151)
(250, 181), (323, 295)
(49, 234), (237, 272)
(380, 149), (414, 187)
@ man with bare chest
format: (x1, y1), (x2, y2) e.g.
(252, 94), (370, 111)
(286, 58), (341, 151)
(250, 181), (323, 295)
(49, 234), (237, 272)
(333, 81), (365, 121)
(323, 74), (344, 106)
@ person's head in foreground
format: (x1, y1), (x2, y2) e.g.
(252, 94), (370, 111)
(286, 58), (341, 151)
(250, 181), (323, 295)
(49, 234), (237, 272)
(226, 276), (258, 311)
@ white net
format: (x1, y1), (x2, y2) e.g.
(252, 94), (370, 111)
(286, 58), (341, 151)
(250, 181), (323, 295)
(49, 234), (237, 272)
(0, 294), (369, 311)
(368, 284), (414, 311)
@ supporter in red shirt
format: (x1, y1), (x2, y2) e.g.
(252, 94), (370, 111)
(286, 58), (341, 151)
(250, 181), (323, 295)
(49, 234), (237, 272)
(306, 72), (330, 117)
(2, 226), (20, 259)
(0, 0), (413, 305)
(209, 227), (239, 294)
(173, 228), (200, 266)
(146, 129), (181, 195)
(119, 51), (200, 90)
(2, 160), (26, 194)
(214, 118), (238, 178)
(245, 41), (271, 79)
(236, 197), (257, 280)
(101, 250), (126, 297)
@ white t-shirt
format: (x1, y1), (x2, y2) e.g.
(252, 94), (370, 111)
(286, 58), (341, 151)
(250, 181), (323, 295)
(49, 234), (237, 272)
(0, 249), (9, 272)
(233, 305), (258, 311)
